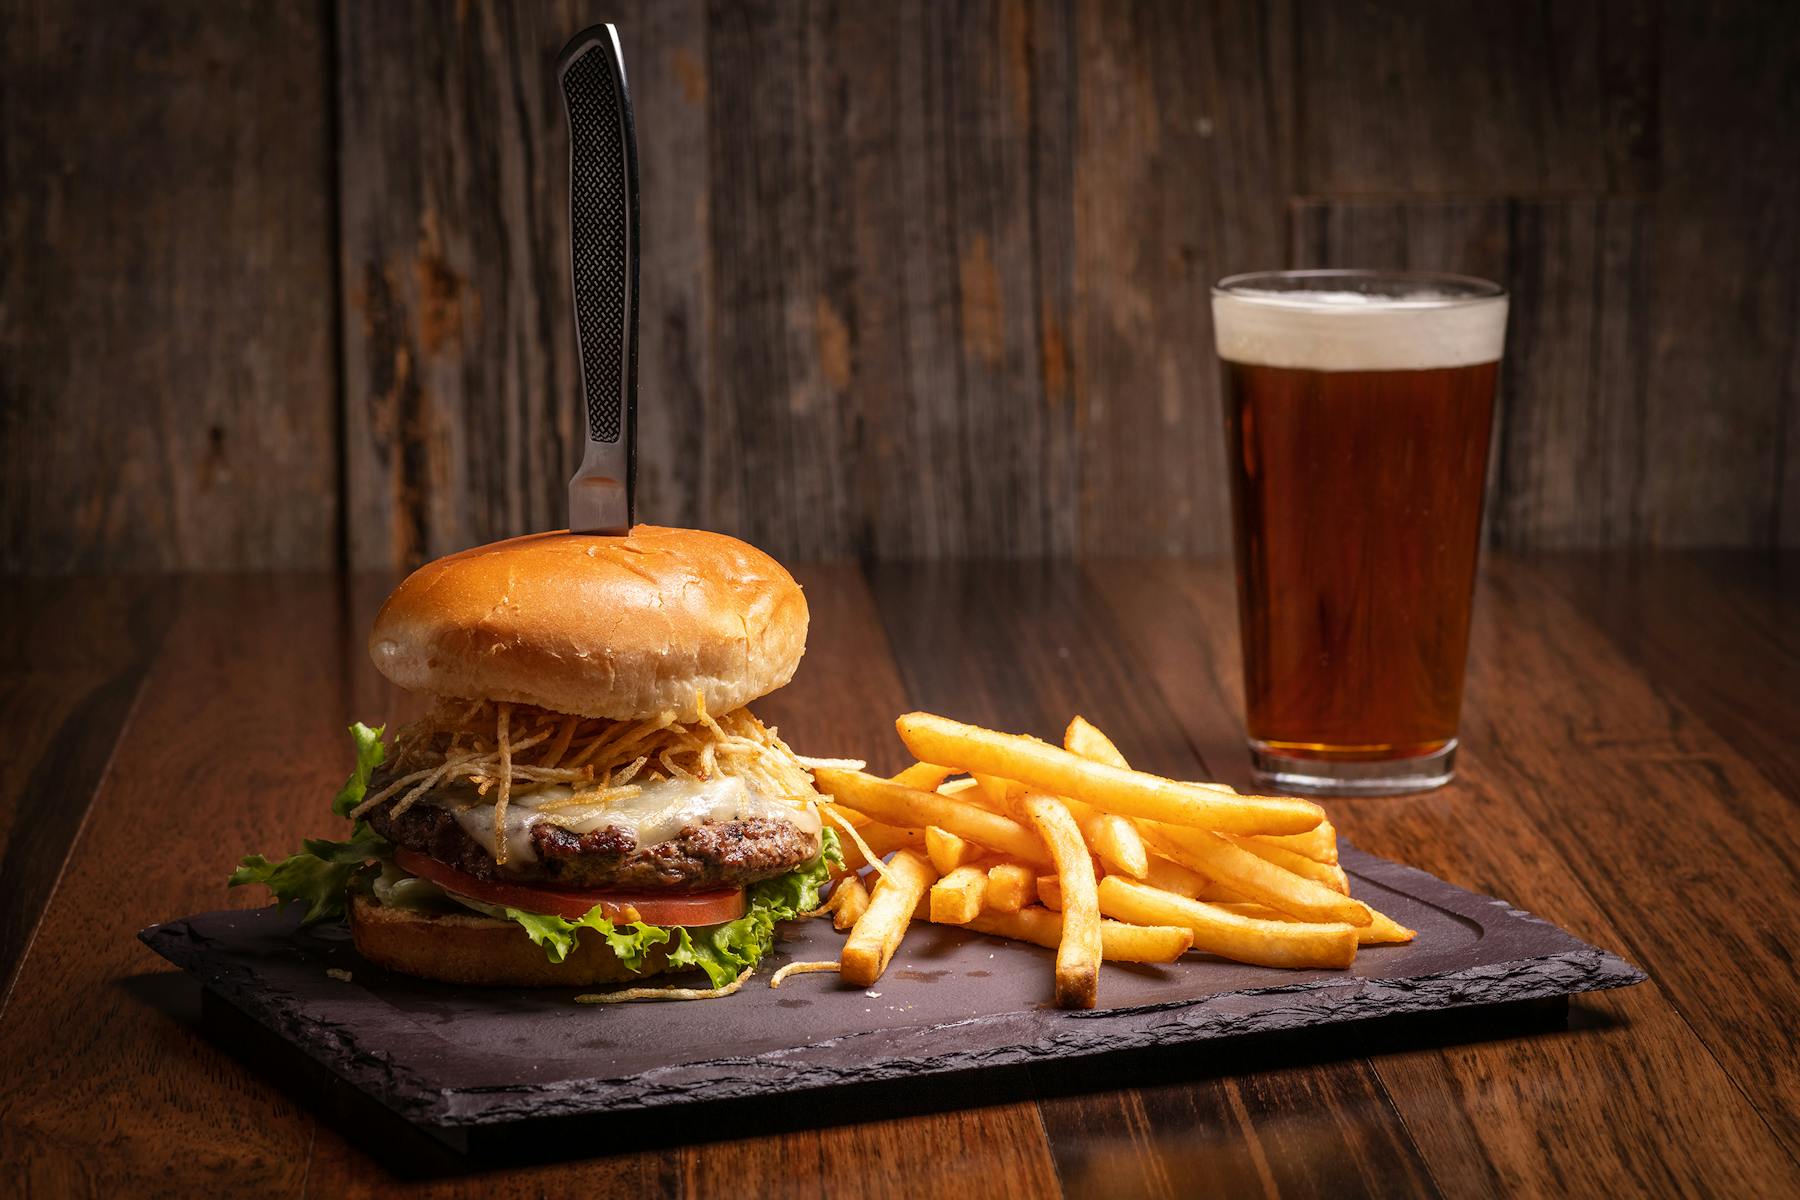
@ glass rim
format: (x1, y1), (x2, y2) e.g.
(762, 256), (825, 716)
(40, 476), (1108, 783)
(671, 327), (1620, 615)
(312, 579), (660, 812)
(1214, 269), (1507, 309)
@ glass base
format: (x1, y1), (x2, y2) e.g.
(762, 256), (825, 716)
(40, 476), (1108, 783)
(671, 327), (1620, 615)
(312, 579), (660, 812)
(1249, 739), (1456, 797)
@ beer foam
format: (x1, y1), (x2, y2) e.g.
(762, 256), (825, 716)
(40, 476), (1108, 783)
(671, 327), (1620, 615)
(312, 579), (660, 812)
(1212, 288), (1507, 372)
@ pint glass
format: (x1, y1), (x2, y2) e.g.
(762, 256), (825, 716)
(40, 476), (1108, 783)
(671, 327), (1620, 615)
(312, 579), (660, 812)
(1211, 271), (1508, 795)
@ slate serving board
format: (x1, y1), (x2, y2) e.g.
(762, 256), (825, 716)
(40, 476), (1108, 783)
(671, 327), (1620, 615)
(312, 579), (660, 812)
(140, 845), (1643, 1159)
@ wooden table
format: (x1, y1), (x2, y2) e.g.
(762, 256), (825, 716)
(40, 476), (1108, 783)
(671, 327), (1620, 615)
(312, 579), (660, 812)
(2, 554), (1795, 1197)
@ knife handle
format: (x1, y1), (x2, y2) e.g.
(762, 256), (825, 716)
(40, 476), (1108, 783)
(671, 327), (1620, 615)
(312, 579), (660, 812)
(557, 26), (639, 456)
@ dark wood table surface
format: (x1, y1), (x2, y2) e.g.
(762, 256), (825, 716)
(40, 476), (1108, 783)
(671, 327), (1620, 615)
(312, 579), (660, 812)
(2, 553), (1795, 1197)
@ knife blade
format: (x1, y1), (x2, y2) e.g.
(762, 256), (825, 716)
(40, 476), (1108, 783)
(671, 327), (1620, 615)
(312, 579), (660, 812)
(557, 24), (639, 535)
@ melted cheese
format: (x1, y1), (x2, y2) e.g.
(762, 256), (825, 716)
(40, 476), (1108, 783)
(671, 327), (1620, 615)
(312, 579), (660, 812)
(420, 775), (820, 865)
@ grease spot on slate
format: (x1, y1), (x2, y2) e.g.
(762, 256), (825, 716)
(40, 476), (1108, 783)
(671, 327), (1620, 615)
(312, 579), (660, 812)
(893, 969), (948, 983)
(776, 999), (810, 1010)
(966, 970), (992, 978)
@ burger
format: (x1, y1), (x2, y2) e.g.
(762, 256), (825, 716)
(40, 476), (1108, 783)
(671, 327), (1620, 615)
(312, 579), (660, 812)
(229, 526), (840, 990)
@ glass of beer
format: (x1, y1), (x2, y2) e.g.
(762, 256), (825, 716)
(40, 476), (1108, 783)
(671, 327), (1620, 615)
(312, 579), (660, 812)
(1211, 270), (1508, 795)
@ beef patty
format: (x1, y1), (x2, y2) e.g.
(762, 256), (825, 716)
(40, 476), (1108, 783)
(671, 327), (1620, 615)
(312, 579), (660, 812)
(365, 789), (820, 891)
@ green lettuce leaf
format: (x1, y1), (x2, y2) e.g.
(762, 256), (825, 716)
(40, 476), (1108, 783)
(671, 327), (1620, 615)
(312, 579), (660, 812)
(474, 827), (843, 988)
(229, 723), (390, 923)
(331, 722), (388, 817)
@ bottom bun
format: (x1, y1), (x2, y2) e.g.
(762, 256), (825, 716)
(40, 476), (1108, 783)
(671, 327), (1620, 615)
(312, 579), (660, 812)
(347, 892), (673, 987)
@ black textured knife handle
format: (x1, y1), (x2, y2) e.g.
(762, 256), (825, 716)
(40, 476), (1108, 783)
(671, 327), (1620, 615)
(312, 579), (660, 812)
(557, 26), (639, 451)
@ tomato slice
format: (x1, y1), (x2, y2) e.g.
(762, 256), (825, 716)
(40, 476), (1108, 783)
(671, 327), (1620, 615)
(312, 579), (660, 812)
(393, 849), (747, 926)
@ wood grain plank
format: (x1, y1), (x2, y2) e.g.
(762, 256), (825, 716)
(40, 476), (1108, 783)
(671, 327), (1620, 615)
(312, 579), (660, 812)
(2, 0), (339, 572)
(1530, 551), (1800, 799)
(0, 578), (357, 1195)
(702, 0), (1081, 559)
(866, 561), (1438, 1199)
(1072, 0), (1289, 556)
(698, 0), (849, 555)
(0, 577), (176, 1007)
(1643, 0), (1800, 546)
(1290, 195), (1656, 549)
(631, 1), (714, 535)
(1052, 1064), (1436, 1199)
(1293, 0), (1657, 195)
(1086, 558), (1800, 1190)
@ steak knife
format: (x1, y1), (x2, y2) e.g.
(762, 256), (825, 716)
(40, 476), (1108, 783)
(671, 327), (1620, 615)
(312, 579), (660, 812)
(557, 25), (639, 535)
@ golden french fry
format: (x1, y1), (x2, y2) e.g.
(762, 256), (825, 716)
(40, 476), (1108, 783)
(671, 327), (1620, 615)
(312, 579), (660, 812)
(813, 768), (1050, 865)
(1098, 877), (1358, 969)
(925, 825), (978, 874)
(1140, 822), (1370, 927)
(831, 874), (870, 931)
(1074, 805), (1150, 879)
(1142, 853), (1208, 899)
(1247, 820), (1338, 865)
(972, 772), (1018, 812)
(831, 817), (928, 875)
(1357, 906), (1417, 944)
(1230, 836), (1350, 894)
(841, 850), (936, 986)
(891, 761), (954, 791)
(937, 777), (979, 796)
(1036, 873), (1063, 910)
(1209, 901), (1416, 946)
(929, 863), (988, 925)
(960, 906), (1193, 964)
(1063, 715), (1129, 767)
(984, 862), (1037, 913)
(897, 713), (1323, 835)
(1024, 793), (1102, 1009)
(1061, 717), (1153, 878)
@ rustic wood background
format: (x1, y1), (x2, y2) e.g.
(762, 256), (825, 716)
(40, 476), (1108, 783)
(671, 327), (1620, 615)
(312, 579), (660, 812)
(5, 0), (1797, 572)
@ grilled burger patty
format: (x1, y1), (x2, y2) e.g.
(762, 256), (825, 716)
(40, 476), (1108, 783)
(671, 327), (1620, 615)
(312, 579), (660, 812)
(365, 796), (821, 891)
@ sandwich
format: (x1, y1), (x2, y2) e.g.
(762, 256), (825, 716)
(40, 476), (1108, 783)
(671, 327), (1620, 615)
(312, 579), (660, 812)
(229, 526), (840, 990)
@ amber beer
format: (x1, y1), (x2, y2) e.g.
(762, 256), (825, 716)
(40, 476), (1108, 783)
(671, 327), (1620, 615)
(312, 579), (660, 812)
(1212, 272), (1508, 794)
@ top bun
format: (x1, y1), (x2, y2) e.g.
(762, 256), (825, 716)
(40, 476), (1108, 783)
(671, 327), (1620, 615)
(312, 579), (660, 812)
(368, 527), (808, 721)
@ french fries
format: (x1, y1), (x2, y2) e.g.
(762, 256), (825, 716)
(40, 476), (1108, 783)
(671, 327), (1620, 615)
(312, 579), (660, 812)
(813, 768), (1051, 865)
(896, 713), (1325, 835)
(929, 864), (989, 925)
(831, 875), (870, 931)
(924, 825), (978, 874)
(1141, 852), (1209, 899)
(1098, 877), (1358, 969)
(891, 762), (955, 790)
(1209, 902), (1416, 946)
(985, 862), (1036, 912)
(1067, 803), (1149, 879)
(1061, 717), (1152, 879)
(1141, 822), (1371, 927)
(831, 817), (927, 876)
(841, 850), (935, 986)
(1247, 821), (1338, 865)
(1024, 793), (1101, 1008)
(792, 712), (1417, 1007)
(1229, 835), (1350, 893)
(962, 907), (1193, 964)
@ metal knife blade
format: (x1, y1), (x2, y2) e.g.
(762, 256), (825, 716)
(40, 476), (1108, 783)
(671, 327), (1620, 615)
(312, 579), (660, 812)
(557, 25), (639, 535)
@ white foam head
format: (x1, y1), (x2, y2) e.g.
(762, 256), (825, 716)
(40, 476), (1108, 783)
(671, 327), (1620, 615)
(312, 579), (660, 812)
(1212, 273), (1507, 372)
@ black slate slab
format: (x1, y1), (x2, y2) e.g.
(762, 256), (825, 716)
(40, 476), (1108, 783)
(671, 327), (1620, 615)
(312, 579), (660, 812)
(139, 845), (1643, 1160)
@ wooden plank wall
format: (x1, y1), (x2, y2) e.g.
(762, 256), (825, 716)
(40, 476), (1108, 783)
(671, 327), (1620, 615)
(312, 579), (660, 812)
(5, 0), (1797, 572)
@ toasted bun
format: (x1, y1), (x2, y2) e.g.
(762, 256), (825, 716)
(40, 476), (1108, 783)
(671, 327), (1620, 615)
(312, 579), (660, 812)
(347, 892), (672, 987)
(368, 527), (808, 721)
